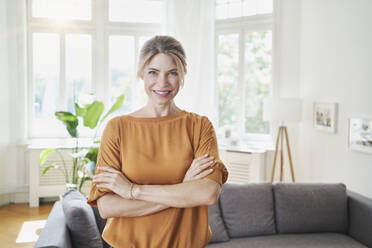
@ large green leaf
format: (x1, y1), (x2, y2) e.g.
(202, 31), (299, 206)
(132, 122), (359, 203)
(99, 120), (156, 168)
(55, 111), (79, 137)
(83, 101), (104, 129)
(41, 163), (58, 176)
(75, 103), (87, 117)
(85, 147), (98, 163)
(55, 111), (77, 122)
(101, 94), (125, 122)
(40, 148), (56, 165)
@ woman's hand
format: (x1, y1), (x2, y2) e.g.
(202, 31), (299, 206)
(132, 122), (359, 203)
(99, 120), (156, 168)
(183, 154), (215, 182)
(93, 166), (133, 199)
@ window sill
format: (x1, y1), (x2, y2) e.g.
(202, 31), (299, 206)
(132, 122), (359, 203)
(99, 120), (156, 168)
(22, 138), (97, 149)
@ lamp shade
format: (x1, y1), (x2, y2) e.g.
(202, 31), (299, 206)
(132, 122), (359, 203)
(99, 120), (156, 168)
(263, 97), (302, 122)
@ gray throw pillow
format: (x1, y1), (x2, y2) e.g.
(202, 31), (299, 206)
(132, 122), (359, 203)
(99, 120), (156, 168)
(219, 183), (276, 238)
(208, 203), (230, 243)
(62, 189), (103, 248)
(273, 182), (348, 234)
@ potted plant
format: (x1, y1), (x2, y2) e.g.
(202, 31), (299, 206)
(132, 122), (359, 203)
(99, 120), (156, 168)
(39, 93), (125, 193)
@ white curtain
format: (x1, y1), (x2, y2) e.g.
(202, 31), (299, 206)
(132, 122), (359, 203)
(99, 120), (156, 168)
(163, 0), (217, 123)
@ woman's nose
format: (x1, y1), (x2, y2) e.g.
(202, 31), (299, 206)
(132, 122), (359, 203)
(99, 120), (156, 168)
(157, 73), (168, 85)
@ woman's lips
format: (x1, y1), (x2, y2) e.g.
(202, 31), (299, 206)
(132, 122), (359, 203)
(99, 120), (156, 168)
(153, 90), (171, 97)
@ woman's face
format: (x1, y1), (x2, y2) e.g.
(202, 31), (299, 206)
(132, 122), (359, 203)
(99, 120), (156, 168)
(142, 53), (181, 106)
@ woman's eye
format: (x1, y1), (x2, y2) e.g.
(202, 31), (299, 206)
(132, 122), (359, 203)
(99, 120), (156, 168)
(149, 71), (156, 75)
(170, 71), (178, 76)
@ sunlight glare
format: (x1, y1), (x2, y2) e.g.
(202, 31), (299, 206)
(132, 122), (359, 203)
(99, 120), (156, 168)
(16, 220), (47, 243)
(32, 0), (91, 20)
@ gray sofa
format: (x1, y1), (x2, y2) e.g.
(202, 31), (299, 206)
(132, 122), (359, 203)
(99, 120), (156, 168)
(35, 183), (372, 248)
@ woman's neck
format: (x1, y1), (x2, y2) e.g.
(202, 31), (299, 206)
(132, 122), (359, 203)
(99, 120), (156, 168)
(141, 103), (182, 118)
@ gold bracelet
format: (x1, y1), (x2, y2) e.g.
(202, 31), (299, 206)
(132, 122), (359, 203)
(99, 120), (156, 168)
(129, 183), (135, 200)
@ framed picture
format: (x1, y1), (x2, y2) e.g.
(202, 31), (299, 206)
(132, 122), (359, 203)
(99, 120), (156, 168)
(313, 102), (338, 133)
(348, 118), (372, 154)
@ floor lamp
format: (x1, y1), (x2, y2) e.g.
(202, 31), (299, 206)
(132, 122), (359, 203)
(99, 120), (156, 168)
(263, 97), (302, 183)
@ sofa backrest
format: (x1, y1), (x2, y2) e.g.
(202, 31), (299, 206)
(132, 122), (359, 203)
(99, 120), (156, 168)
(347, 191), (372, 248)
(219, 183), (276, 238)
(62, 190), (104, 248)
(273, 182), (348, 234)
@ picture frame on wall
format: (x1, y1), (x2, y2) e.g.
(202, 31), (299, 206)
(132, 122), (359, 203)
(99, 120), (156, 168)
(348, 118), (372, 154)
(313, 102), (338, 133)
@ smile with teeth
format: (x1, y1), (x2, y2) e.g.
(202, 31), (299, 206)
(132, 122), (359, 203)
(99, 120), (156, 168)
(153, 90), (172, 96)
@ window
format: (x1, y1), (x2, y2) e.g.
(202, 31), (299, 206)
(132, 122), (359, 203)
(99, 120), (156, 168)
(215, 0), (273, 140)
(27, 0), (164, 138)
(216, 0), (272, 20)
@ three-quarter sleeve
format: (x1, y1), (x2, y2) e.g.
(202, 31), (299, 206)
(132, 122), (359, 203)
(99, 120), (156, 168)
(194, 116), (228, 185)
(87, 118), (122, 207)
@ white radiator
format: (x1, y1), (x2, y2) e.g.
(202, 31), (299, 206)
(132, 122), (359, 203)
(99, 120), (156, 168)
(28, 148), (91, 207)
(219, 149), (265, 183)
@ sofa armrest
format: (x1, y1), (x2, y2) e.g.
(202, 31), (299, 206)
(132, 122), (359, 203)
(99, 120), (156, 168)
(347, 191), (372, 248)
(34, 201), (72, 248)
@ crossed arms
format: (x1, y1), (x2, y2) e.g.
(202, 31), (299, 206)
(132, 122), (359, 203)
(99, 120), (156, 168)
(95, 154), (221, 219)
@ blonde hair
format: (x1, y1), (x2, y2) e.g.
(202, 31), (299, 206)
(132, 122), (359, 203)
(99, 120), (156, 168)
(136, 35), (187, 86)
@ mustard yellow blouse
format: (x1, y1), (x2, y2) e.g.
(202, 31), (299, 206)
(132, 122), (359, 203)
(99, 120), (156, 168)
(87, 110), (228, 248)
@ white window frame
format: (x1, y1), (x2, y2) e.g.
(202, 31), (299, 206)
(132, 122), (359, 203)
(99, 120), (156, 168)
(215, 2), (278, 146)
(26, 0), (163, 139)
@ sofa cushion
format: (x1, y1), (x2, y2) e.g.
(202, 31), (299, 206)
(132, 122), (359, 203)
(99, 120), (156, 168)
(208, 203), (230, 243)
(205, 233), (367, 248)
(62, 190), (103, 248)
(219, 183), (276, 238)
(273, 183), (348, 234)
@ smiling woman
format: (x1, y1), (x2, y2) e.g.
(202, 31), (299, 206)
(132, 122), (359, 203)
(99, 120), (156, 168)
(87, 35), (229, 248)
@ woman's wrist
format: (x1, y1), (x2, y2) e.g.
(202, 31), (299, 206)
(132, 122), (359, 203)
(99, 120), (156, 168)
(128, 182), (133, 199)
(132, 184), (141, 200)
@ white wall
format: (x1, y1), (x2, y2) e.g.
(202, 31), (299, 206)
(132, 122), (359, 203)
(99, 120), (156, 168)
(0, 0), (12, 197)
(298, 0), (372, 198)
(266, 0), (304, 182)
(0, 0), (27, 205)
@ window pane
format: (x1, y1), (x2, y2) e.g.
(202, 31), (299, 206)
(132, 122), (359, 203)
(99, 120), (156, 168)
(216, 1), (228, 19)
(109, 0), (164, 23)
(32, 0), (91, 20)
(109, 36), (135, 115)
(66, 34), (92, 113)
(33, 33), (60, 119)
(244, 31), (272, 134)
(216, 0), (272, 19)
(217, 34), (239, 129)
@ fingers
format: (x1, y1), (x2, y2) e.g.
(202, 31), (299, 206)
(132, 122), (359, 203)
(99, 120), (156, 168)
(194, 168), (214, 180)
(195, 154), (212, 163)
(198, 156), (214, 165)
(96, 183), (111, 188)
(191, 156), (215, 172)
(198, 159), (215, 171)
(197, 153), (209, 159)
(93, 174), (113, 184)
